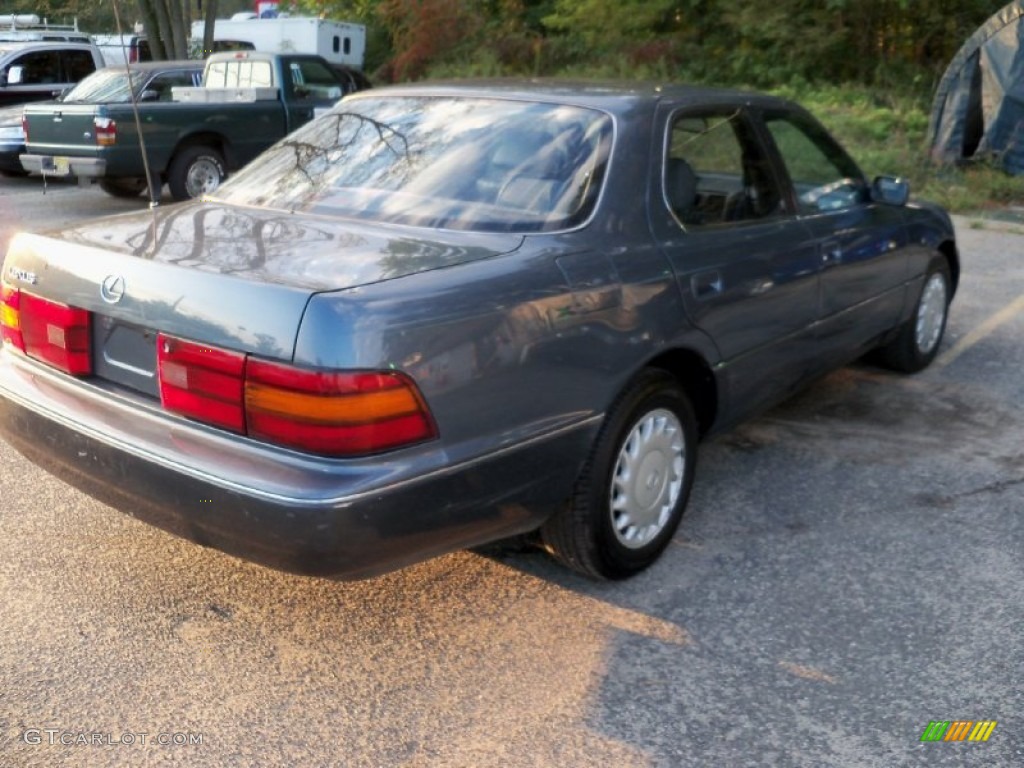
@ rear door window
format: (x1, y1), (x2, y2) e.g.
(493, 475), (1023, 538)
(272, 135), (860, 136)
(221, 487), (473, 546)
(61, 49), (96, 83)
(664, 109), (786, 228)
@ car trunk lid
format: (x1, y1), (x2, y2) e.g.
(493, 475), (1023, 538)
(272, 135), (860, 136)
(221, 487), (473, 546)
(3, 202), (523, 374)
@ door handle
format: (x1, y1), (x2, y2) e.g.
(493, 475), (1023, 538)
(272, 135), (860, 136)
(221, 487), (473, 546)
(691, 271), (723, 299)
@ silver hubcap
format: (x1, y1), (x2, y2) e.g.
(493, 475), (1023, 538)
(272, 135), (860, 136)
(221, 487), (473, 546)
(915, 273), (947, 354)
(610, 407), (685, 549)
(185, 158), (222, 198)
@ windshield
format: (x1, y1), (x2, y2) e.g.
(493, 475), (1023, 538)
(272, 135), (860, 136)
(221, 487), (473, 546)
(61, 69), (143, 103)
(215, 95), (613, 233)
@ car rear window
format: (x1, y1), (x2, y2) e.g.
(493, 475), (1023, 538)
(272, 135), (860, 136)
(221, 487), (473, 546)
(60, 68), (141, 102)
(215, 95), (613, 233)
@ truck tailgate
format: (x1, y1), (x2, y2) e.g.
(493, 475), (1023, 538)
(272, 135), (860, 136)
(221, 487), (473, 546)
(23, 103), (101, 155)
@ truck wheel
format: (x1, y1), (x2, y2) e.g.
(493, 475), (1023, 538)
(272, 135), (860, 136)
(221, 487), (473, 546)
(167, 146), (225, 201)
(99, 178), (148, 198)
(541, 369), (698, 579)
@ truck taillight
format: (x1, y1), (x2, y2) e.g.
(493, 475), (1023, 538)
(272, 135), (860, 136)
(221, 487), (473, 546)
(156, 334), (437, 457)
(1, 286), (91, 375)
(94, 116), (116, 146)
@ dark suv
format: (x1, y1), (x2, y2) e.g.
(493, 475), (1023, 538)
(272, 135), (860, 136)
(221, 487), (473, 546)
(0, 41), (104, 106)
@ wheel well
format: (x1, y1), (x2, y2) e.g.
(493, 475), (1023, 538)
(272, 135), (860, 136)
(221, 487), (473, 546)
(170, 133), (229, 169)
(645, 349), (718, 437)
(938, 239), (960, 296)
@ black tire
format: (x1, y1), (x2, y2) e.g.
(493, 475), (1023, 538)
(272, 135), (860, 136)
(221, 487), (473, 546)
(877, 256), (951, 373)
(99, 178), (148, 198)
(167, 145), (225, 201)
(542, 369), (698, 579)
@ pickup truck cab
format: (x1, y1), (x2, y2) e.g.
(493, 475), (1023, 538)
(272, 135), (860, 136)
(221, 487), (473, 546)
(20, 51), (349, 200)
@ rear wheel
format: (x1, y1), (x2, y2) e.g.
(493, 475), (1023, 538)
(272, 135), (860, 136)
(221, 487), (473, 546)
(877, 256), (951, 372)
(99, 178), (148, 198)
(167, 145), (225, 201)
(542, 369), (698, 579)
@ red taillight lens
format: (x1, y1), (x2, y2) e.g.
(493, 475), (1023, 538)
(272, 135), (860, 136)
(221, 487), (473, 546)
(11, 291), (92, 374)
(245, 361), (437, 455)
(158, 334), (246, 432)
(154, 335), (437, 456)
(94, 116), (116, 147)
(1, 283), (24, 352)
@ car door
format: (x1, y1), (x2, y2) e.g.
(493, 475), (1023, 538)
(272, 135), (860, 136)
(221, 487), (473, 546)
(651, 104), (823, 422)
(759, 110), (910, 352)
(0, 49), (62, 105)
(59, 49), (97, 89)
(283, 57), (344, 129)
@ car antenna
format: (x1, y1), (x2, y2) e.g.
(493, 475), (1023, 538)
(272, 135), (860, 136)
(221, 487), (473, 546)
(111, 0), (160, 210)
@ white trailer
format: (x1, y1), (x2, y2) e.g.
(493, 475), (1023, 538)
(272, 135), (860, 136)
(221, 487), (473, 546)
(189, 16), (365, 69)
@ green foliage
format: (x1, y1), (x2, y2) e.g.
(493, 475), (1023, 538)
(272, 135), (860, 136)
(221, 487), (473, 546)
(542, 0), (676, 50)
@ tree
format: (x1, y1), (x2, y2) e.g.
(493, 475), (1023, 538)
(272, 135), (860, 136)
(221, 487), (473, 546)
(134, 0), (218, 59)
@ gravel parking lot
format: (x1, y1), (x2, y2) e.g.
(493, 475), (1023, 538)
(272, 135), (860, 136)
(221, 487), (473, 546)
(0, 177), (1021, 767)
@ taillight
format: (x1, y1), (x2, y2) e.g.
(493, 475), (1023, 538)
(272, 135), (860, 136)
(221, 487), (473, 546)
(21, 113), (28, 144)
(128, 46), (138, 64)
(158, 335), (245, 432)
(94, 116), (116, 146)
(245, 361), (437, 455)
(1, 287), (91, 375)
(156, 334), (437, 456)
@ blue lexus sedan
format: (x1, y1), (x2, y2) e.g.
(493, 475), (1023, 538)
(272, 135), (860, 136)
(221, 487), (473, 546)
(0, 81), (958, 579)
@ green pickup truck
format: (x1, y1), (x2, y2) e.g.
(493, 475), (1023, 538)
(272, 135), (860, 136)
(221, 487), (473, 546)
(20, 51), (352, 200)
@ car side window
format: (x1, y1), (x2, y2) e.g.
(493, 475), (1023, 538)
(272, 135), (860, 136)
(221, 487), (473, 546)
(288, 60), (342, 101)
(61, 50), (95, 83)
(665, 110), (784, 228)
(148, 71), (202, 101)
(14, 51), (61, 84)
(764, 114), (867, 214)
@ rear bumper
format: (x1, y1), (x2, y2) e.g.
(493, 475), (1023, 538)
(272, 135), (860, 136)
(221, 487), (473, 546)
(20, 154), (106, 178)
(0, 353), (595, 578)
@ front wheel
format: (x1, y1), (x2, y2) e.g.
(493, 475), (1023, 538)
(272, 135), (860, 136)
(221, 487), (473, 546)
(877, 256), (951, 373)
(542, 369), (698, 579)
(167, 145), (225, 201)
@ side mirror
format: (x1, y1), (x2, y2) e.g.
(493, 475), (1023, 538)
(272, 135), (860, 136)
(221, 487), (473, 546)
(138, 89), (160, 102)
(6, 65), (23, 85)
(871, 175), (909, 206)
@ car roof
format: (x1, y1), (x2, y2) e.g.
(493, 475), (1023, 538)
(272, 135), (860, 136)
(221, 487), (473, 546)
(349, 78), (799, 115)
(0, 40), (97, 54)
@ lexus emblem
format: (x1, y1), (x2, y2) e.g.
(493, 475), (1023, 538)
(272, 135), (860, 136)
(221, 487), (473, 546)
(100, 274), (126, 304)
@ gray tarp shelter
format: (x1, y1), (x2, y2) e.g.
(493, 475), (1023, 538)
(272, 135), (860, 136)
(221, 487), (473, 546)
(929, 1), (1024, 174)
